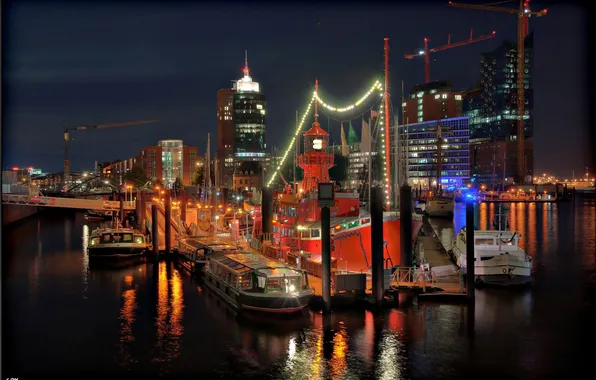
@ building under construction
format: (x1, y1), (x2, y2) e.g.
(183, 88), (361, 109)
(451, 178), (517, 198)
(465, 33), (535, 185)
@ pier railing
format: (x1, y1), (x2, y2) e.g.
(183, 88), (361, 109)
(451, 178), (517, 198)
(392, 266), (437, 289)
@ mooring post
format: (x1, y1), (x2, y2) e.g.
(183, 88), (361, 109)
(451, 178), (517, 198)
(465, 200), (475, 302)
(181, 190), (187, 226)
(165, 191), (172, 256)
(138, 192), (146, 233)
(321, 205), (331, 314)
(261, 187), (273, 240)
(371, 187), (384, 305)
(119, 193), (124, 224)
(317, 182), (335, 314)
(400, 182), (413, 267)
(151, 204), (159, 260)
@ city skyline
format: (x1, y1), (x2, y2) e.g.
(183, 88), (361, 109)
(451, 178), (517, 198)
(2, 1), (590, 177)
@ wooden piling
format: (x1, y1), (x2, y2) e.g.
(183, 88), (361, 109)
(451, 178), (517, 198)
(321, 205), (331, 314)
(400, 183), (413, 267)
(465, 201), (475, 302)
(371, 187), (384, 305)
(165, 191), (171, 255)
(152, 204), (159, 260)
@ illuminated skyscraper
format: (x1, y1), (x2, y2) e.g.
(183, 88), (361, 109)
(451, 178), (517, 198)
(233, 51), (267, 163)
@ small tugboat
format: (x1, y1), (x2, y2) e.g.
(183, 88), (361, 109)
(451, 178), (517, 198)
(88, 217), (149, 260)
(203, 251), (314, 314)
(452, 226), (532, 286)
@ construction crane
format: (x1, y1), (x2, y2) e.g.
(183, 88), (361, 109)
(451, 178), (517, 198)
(405, 28), (496, 84)
(448, 0), (547, 184)
(63, 119), (160, 191)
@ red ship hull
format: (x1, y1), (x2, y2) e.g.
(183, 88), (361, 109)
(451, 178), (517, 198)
(300, 216), (423, 273)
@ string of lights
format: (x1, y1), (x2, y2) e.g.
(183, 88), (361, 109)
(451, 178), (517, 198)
(313, 80), (383, 113)
(266, 96), (315, 187)
(266, 79), (388, 188)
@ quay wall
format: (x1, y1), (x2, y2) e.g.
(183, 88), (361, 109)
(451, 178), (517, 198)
(2, 204), (41, 227)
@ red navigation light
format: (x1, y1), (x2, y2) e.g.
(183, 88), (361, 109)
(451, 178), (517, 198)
(12, 167), (18, 171)
(28, 167), (34, 171)
(542, 8), (548, 14)
(492, 31), (496, 35)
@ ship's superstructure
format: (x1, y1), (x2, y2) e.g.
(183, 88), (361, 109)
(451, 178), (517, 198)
(263, 80), (423, 274)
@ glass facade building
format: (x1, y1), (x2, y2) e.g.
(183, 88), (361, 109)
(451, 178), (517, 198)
(158, 139), (184, 187)
(399, 116), (470, 189)
(233, 92), (267, 161)
(471, 32), (534, 141)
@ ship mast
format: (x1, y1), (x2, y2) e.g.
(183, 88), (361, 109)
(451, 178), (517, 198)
(383, 37), (392, 210)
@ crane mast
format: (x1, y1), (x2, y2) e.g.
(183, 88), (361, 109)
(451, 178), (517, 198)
(448, 0), (547, 184)
(62, 119), (160, 191)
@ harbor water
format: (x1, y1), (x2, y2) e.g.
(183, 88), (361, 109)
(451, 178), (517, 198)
(3, 200), (595, 379)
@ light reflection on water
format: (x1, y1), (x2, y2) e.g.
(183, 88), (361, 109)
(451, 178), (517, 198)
(3, 204), (595, 378)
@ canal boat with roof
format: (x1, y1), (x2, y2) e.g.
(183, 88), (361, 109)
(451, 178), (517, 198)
(177, 236), (241, 268)
(203, 251), (314, 314)
(88, 218), (149, 259)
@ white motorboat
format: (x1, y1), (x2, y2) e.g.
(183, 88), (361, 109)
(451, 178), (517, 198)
(452, 227), (532, 286)
(424, 196), (454, 218)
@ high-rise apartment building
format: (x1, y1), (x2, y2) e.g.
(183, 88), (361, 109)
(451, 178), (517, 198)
(400, 116), (471, 189)
(233, 53), (267, 164)
(217, 89), (235, 188)
(139, 140), (200, 187)
(402, 81), (463, 124)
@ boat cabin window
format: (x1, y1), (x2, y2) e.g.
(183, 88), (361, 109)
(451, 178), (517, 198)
(102, 233), (112, 242)
(311, 229), (320, 238)
(267, 277), (282, 290)
(475, 238), (495, 245)
(238, 276), (252, 290)
(121, 233), (133, 242)
(302, 229), (311, 239)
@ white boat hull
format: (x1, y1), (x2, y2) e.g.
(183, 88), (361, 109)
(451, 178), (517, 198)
(424, 200), (454, 218)
(456, 251), (532, 286)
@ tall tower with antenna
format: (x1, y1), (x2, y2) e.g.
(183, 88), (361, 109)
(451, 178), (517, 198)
(232, 50), (267, 164)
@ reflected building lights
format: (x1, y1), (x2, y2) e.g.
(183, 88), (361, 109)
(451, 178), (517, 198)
(116, 288), (137, 366)
(82, 224), (89, 297)
(376, 332), (404, 380)
(527, 203), (536, 256)
(329, 324), (348, 378)
(153, 262), (184, 363)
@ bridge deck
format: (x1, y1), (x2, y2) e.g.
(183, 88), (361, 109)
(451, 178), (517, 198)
(2, 194), (135, 211)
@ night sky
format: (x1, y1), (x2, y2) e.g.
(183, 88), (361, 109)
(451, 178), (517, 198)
(1, 1), (589, 178)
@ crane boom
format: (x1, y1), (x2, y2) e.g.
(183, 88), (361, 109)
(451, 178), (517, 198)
(448, 0), (547, 184)
(63, 119), (161, 191)
(448, 1), (546, 16)
(404, 29), (496, 83)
